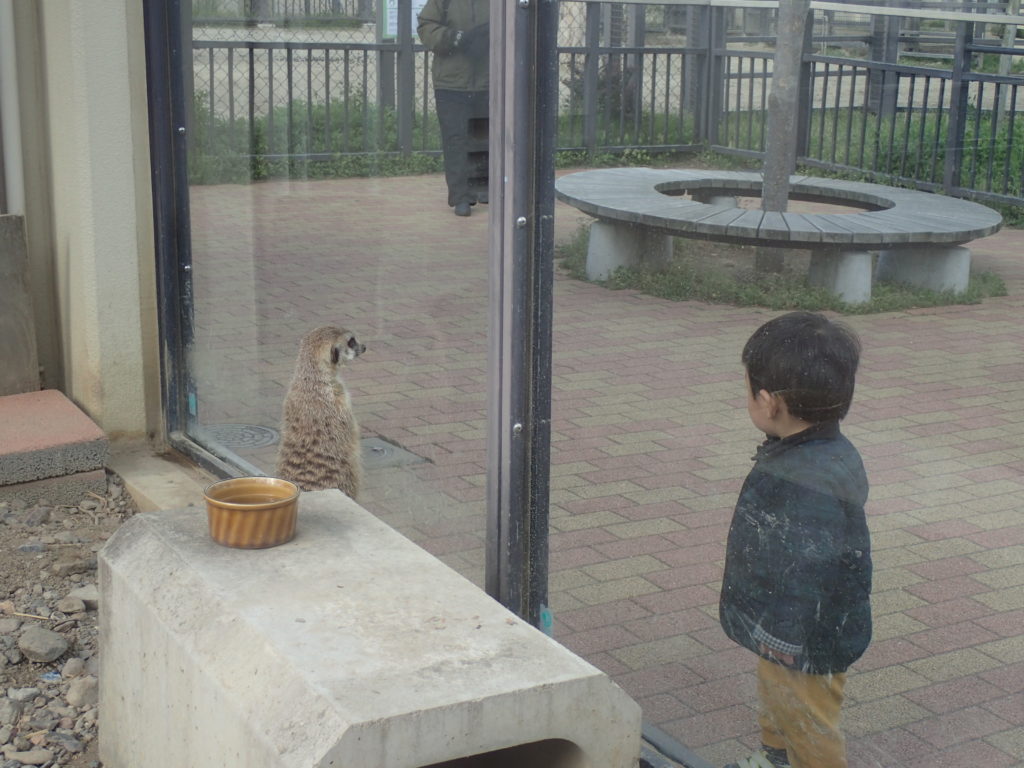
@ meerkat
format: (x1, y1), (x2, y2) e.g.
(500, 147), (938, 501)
(276, 325), (366, 499)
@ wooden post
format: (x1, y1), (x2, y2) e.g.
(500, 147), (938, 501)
(758, 0), (810, 273)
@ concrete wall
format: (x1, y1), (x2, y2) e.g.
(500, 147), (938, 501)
(13, 0), (161, 438)
(0, 214), (38, 394)
(9, 2), (59, 391)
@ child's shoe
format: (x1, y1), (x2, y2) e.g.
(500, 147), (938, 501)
(723, 745), (791, 768)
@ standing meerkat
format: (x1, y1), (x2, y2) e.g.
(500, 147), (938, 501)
(276, 325), (366, 498)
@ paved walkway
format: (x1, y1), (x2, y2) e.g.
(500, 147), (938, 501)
(189, 172), (1024, 768)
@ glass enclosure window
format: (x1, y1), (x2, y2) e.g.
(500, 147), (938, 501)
(172, 2), (1024, 767)
(183, 0), (492, 584)
(545, 5), (1024, 768)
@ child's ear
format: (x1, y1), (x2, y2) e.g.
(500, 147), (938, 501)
(757, 388), (781, 417)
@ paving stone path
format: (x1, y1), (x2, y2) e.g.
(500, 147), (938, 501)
(189, 172), (1024, 768)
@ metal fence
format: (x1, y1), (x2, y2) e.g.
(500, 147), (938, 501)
(187, 1), (1024, 205)
(708, 5), (1024, 206)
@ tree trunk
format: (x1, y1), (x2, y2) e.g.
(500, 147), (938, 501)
(757, 0), (811, 274)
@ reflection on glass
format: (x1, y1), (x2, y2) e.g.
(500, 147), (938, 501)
(178, 3), (1024, 767)
(184, 0), (491, 584)
(544, 6), (1023, 768)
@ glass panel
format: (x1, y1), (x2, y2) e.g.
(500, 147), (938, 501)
(183, 0), (491, 584)
(546, 5), (1024, 768)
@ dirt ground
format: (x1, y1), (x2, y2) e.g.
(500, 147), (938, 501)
(0, 471), (138, 768)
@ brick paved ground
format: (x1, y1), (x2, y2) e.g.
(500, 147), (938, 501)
(189, 173), (1024, 768)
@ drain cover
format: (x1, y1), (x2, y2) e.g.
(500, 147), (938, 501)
(361, 437), (426, 469)
(205, 423), (281, 450)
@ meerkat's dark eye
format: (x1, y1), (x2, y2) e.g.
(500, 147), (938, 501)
(331, 346), (340, 365)
(347, 336), (359, 350)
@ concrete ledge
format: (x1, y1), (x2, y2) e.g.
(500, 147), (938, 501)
(98, 491), (642, 768)
(107, 440), (215, 514)
(0, 390), (108, 485)
(0, 467), (106, 506)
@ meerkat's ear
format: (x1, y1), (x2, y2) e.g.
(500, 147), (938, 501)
(331, 346), (341, 365)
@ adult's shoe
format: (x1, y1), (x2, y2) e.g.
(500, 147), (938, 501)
(454, 202), (472, 217)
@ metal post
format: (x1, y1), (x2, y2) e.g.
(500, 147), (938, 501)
(868, 8), (899, 117)
(997, 0), (1020, 120)
(583, 2), (600, 156)
(396, 0), (414, 153)
(486, 0), (555, 630)
(683, 6), (700, 137)
(795, 7), (814, 161)
(142, 0), (197, 439)
(180, 0), (195, 151)
(628, 4), (645, 135)
(704, 5), (726, 147)
(944, 21), (973, 195)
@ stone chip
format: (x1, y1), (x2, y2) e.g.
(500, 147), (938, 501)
(17, 626), (68, 663)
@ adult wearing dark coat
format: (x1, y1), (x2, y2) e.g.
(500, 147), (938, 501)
(417, 0), (489, 217)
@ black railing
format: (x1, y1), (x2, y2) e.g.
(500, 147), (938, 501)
(187, 1), (1024, 206)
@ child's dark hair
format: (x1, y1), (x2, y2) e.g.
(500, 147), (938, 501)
(742, 311), (861, 422)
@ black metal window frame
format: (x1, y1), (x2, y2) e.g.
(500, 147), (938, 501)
(142, 0), (557, 626)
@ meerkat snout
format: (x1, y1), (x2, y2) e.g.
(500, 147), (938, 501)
(277, 325), (366, 498)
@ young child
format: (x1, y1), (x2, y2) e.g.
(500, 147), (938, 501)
(720, 311), (872, 768)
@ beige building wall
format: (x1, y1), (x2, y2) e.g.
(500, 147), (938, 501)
(13, 0), (161, 440)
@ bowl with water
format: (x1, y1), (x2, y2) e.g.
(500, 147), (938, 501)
(203, 476), (300, 549)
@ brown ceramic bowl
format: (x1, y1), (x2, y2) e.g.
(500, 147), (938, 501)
(204, 476), (300, 549)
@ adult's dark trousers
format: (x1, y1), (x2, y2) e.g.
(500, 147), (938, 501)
(434, 88), (488, 207)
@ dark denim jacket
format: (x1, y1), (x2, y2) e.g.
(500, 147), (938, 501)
(719, 421), (872, 674)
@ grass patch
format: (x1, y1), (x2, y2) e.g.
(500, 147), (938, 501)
(556, 224), (1008, 314)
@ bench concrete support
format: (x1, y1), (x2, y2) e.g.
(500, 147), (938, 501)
(875, 244), (971, 294)
(98, 491), (641, 768)
(808, 249), (873, 304)
(586, 220), (672, 281)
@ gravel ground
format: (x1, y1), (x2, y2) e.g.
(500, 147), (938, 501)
(0, 472), (138, 768)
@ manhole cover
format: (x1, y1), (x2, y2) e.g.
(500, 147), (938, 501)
(361, 437), (426, 469)
(205, 424), (280, 450)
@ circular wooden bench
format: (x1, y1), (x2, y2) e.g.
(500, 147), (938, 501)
(554, 168), (1004, 303)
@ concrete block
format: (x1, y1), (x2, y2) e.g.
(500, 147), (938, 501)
(98, 491), (642, 768)
(0, 390), (108, 485)
(0, 468), (107, 507)
(0, 215), (39, 396)
(809, 248), (873, 304)
(586, 221), (672, 282)
(876, 244), (970, 294)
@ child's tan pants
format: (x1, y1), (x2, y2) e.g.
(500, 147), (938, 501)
(757, 657), (848, 768)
